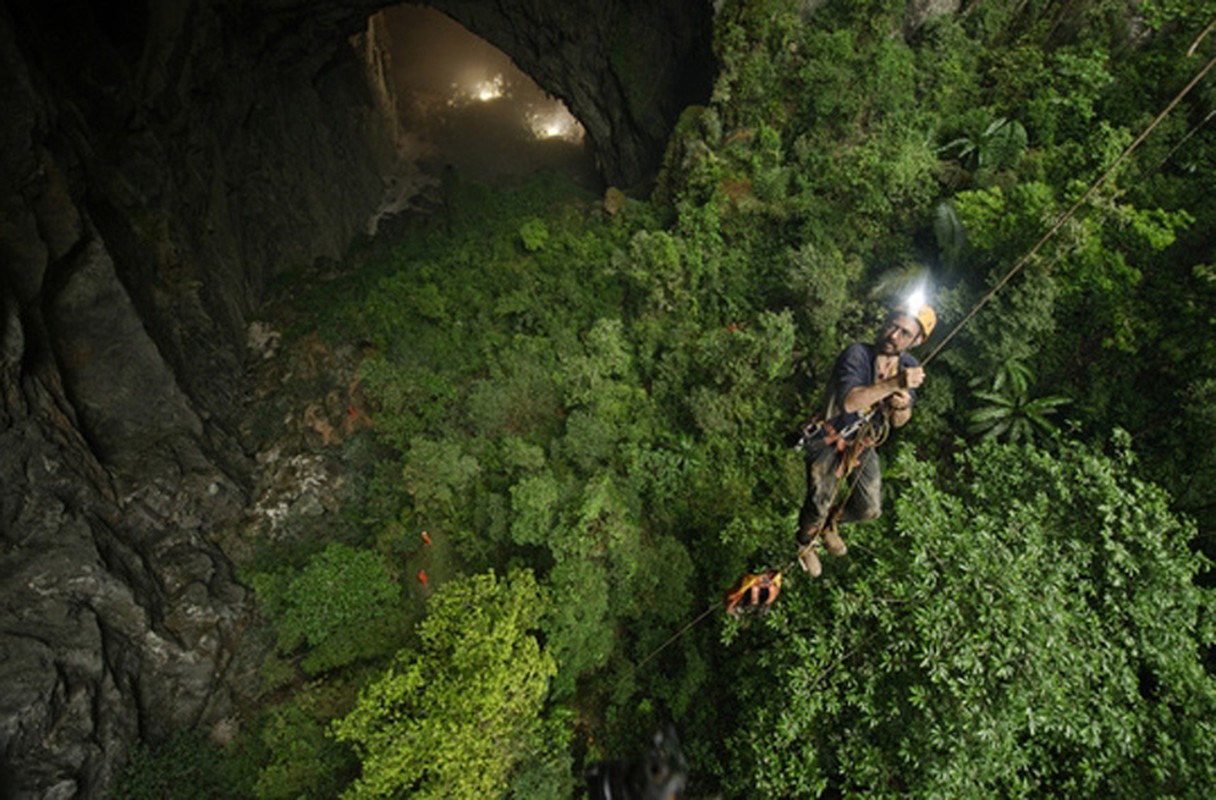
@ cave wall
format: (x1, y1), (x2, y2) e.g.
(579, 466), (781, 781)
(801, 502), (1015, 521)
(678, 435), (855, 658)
(0, 1), (399, 795)
(0, 0), (715, 796)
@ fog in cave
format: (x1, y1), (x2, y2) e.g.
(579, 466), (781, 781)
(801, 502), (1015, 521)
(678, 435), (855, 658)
(382, 4), (600, 192)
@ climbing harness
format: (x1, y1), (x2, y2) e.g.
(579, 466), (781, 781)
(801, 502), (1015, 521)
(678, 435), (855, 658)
(793, 407), (883, 453)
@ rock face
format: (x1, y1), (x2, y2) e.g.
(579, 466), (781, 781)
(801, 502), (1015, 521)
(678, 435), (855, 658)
(0, 2), (394, 796)
(0, 0), (714, 795)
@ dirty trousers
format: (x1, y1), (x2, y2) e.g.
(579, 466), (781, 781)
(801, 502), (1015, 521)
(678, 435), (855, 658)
(797, 435), (881, 538)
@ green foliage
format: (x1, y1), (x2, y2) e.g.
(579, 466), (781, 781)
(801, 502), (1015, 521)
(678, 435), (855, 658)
(967, 360), (1071, 442)
(967, 387), (1070, 442)
(332, 569), (557, 799)
(544, 554), (615, 694)
(950, 182), (1056, 258)
(940, 115), (1028, 171)
(721, 437), (1215, 797)
(254, 684), (357, 800)
(114, 730), (257, 800)
(505, 709), (577, 800)
(255, 3), (1216, 795)
(402, 436), (482, 518)
(712, 0), (807, 129)
(1023, 45), (1112, 148)
(509, 469), (562, 546)
(1176, 376), (1216, 521)
(253, 542), (403, 675)
(1138, 0), (1216, 28)
(519, 218), (549, 252)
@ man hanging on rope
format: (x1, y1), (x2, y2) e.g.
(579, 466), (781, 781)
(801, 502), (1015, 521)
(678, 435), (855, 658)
(795, 297), (935, 576)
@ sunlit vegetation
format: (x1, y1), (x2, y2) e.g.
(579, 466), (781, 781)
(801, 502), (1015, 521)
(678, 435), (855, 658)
(118, 1), (1216, 797)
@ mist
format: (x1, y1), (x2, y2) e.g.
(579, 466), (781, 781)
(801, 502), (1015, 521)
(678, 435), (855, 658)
(382, 4), (599, 190)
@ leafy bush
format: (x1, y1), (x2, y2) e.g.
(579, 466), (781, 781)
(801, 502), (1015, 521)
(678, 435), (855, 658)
(519, 218), (550, 252)
(253, 542), (403, 675)
(332, 569), (558, 799)
(253, 684), (358, 800)
(114, 731), (257, 800)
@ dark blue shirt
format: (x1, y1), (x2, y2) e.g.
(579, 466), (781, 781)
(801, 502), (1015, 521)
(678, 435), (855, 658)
(822, 343), (919, 435)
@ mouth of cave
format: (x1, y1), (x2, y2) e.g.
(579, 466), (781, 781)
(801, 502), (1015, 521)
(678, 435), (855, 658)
(377, 4), (600, 203)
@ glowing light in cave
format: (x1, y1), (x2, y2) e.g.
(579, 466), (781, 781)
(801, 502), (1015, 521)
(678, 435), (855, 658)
(475, 81), (502, 101)
(526, 106), (583, 142)
(447, 73), (508, 107)
(380, 4), (597, 188)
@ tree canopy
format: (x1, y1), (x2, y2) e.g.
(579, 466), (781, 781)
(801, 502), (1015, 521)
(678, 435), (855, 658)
(332, 569), (562, 799)
(722, 436), (1215, 797)
(119, 1), (1216, 797)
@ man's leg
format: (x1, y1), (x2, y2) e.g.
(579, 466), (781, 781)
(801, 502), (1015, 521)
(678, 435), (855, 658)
(796, 439), (841, 576)
(816, 448), (881, 557)
(797, 438), (841, 544)
(839, 449), (882, 524)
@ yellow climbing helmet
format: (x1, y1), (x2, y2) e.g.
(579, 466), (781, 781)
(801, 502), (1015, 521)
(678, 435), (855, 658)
(913, 303), (936, 340)
(900, 287), (936, 340)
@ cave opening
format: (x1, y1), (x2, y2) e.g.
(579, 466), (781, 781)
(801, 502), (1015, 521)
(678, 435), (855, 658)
(375, 4), (601, 210)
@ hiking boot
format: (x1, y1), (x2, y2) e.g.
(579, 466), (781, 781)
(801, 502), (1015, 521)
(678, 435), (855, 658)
(796, 521), (819, 547)
(822, 524), (847, 557)
(798, 542), (823, 577)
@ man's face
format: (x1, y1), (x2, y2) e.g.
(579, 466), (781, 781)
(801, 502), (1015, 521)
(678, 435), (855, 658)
(877, 313), (922, 355)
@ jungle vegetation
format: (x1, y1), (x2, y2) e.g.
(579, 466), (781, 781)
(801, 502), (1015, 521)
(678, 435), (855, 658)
(118, 1), (1216, 797)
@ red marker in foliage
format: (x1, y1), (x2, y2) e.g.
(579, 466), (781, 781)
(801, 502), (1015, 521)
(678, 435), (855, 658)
(417, 569), (428, 586)
(420, 531), (432, 545)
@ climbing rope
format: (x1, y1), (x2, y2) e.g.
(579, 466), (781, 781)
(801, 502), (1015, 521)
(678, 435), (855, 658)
(636, 603), (723, 669)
